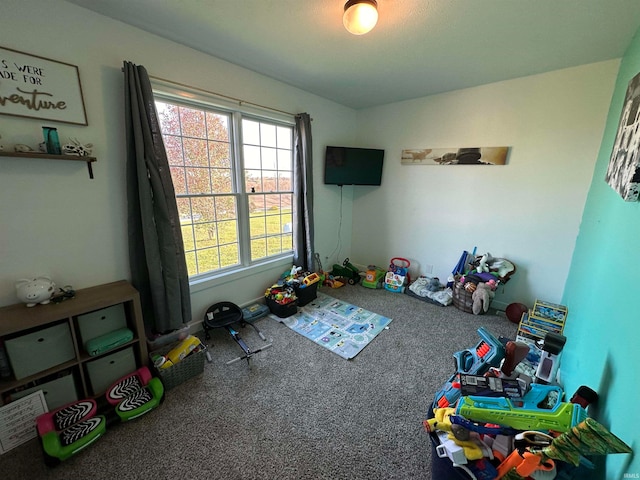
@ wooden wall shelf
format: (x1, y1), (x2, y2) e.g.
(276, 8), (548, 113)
(0, 151), (97, 179)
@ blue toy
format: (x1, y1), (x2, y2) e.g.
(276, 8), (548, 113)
(433, 327), (505, 409)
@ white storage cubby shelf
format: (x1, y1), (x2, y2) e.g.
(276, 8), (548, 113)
(0, 280), (148, 408)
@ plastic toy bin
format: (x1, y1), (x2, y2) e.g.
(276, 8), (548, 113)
(295, 282), (318, 307)
(266, 298), (297, 318)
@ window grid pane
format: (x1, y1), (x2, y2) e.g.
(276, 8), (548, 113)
(156, 97), (293, 277)
(242, 118), (293, 262)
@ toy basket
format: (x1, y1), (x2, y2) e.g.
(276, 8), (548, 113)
(452, 278), (485, 315)
(150, 341), (205, 390)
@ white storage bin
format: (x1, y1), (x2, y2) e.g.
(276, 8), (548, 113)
(11, 373), (78, 410)
(77, 304), (127, 347)
(5, 323), (75, 380)
(85, 347), (136, 395)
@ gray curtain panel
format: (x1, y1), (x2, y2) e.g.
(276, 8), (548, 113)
(292, 113), (314, 271)
(123, 61), (192, 334)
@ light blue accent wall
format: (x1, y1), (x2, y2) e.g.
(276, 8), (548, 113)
(562, 29), (640, 479)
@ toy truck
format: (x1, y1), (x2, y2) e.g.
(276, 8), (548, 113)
(331, 258), (361, 285)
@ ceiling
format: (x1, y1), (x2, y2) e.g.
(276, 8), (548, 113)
(65, 0), (640, 109)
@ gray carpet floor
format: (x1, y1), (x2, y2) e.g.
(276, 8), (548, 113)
(2, 285), (517, 479)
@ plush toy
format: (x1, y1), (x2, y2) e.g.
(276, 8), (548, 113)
(472, 282), (495, 315)
(426, 277), (442, 292)
(424, 407), (470, 441)
(475, 252), (493, 273)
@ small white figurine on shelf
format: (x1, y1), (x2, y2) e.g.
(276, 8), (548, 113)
(15, 276), (56, 307)
(14, 144), (35, 153)
(62, 138), (93, 156)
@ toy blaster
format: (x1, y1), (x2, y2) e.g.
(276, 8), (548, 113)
(435, 431), (468, 465)
(450, 415), (520, 437)
(433, 327), (505, 409)
(453, 327), (506, 375)
(432, 431), (494, 465)
(496, 449), (555, 479)
(456, 383), (587, 433)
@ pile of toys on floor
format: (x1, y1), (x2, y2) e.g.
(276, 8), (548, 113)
(320, 257), (413, 292)
(315, 251), (516, 311)
(264, 266), (322, 317)
(423, 310), (632, 479)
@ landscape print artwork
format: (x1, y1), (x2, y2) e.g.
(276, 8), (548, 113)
(605, 70), (640, 202)
(401, 146), (509, 165)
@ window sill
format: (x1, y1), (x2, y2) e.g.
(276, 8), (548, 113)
(188, 255), (294, 294)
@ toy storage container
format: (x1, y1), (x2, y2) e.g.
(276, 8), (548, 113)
(146, 324), (190, 351)
(266, 298), (297, 318)
(10, 372), (78, 410)
(86, 347), (136, 395)
(452, 280), (485, 315)
(150, 340), (205, 390)
(5, 322), (76, 380)
(77, 304), (127, 347)
(295, 282), (318, 307)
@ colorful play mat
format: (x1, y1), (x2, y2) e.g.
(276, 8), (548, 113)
(270, 292), (392, 359)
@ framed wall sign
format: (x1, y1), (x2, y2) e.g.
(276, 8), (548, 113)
(605, 70), (640, 202)
(0, 46), (88, 126)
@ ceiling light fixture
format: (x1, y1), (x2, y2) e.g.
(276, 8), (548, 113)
(343, 0), (378, 35)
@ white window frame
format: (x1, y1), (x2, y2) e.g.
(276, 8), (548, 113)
(152, 81), (295, 292)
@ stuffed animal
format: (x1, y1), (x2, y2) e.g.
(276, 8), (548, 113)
(426, 277), (442, 292)
(475, 252), (493, 273)
(472, 282), (495, 315)
(424, 407), (470, 441)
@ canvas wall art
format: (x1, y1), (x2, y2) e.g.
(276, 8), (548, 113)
(401, 146), (509, 165)
(605, 71), (640, 202)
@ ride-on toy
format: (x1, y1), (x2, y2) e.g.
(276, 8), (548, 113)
(203, 302), (272, 366)
(331, 258), (361, 285)
(37, 366), (164, 466)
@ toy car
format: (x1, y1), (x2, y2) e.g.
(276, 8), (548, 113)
(362, 265), (386, 289)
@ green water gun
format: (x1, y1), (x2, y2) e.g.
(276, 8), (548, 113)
(456, 383), (587, 432)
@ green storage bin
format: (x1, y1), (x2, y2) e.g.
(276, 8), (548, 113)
(11, 373), (78, 410)
(5, 322), (75, 380)
(77, 304), (127, 347)
(85, 347), (136, 395)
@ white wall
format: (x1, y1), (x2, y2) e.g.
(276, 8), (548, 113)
(0, 1), (619, 317)
(0, 0), (357, 321)
(351, 61), (619, 308)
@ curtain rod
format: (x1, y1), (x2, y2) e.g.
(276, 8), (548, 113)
(148, 74), (300, 118)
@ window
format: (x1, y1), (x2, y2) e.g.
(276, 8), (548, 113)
(155, 96), (294, 280)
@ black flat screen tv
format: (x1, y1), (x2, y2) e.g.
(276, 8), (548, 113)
(324, 146), (384, 186)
